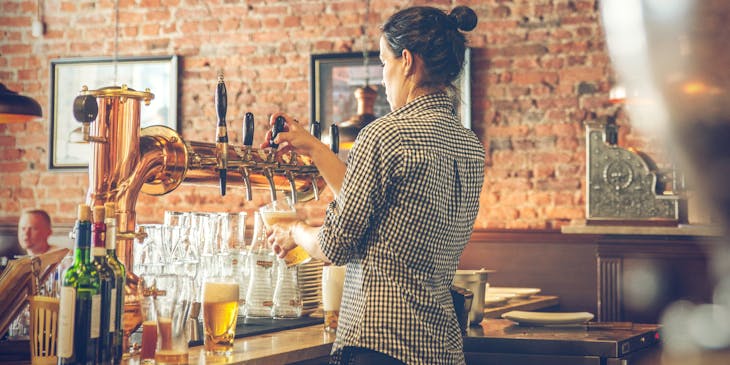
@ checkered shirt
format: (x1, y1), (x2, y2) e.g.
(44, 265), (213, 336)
(318, 92), (485, 365)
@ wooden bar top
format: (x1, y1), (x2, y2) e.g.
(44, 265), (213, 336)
(6, 297), (561, 364)
(125, 324), (335, 364)
(561, 222), (724, 236)
(119, 296), (560, 364)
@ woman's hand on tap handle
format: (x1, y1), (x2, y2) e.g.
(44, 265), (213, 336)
(261, 112), (324, 158)
(262, 112), (347, 195)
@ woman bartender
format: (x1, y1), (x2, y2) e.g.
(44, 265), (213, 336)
(263, 5), (484, 364)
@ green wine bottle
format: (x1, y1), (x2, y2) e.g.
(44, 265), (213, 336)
(58, 204), (101, 365)
(91, 206), (115, 364)
(104, 202), (125, 363)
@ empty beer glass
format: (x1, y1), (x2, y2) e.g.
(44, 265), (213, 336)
(219, 212), (249, 314)
(202, 277), (239, 355)
(245, 213), (275, 318)
(272, 258), (302, 318)
(259, 199), (311, 267)
(164, 211), (189, 227)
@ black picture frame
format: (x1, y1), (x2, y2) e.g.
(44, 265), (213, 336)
(49, 55), (179, 170)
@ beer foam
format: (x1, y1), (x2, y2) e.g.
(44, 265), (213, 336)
(203, 282), (239, 303)
(322, 266), (346, 310)
(260, 211), (298, 227)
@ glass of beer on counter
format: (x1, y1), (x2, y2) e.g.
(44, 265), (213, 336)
(322, 265), (346, 332)
(259, 199), (311, 267)
(152, 273), (193, 364)
(202, 277), (240, 355)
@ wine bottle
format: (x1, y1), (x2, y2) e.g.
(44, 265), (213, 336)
(104, 202), (125, 363)
(58, 204), (101, 365)
(91, 206), (115, 364)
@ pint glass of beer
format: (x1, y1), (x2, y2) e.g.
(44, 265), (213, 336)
(260, 199), (311, 267)
(203, 278), (240, 355)
(322, 265), (346, 332)
(152, 274), (193, 364)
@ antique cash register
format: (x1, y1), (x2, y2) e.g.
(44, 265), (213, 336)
(585, 118), (682, 225)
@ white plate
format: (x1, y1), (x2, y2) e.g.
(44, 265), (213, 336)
(487, 287), (541, 299)
(484, 295), (510, 307)
(501, 311), (594, 326)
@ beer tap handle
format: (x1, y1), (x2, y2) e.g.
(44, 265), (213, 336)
(239, 112), (254, 201)
(330, 124), (339, 154)
(310, 120), (321, 140)
(269, 116), (286, 149)
(215, 73), (229, 196)
(242, 112), (254, 147)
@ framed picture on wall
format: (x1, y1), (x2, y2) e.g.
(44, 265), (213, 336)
(310, 49), (471, 141)
(49, 55), (179, 170)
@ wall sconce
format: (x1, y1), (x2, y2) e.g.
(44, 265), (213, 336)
(0, 83), (42, 123)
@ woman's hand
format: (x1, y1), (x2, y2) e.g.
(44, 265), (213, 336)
(261, 112), (324, 158)
(261, 112), (348, 195)
(267, 222), (298, 259)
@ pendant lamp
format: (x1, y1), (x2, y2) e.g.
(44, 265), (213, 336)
(336, 0), (376, 154)
(0, 83), (42, 123)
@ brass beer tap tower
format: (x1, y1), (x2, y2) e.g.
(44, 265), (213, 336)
(72, 76), (334, 353)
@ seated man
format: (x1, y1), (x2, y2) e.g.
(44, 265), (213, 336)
(17, 209), (55, 256)
(4, 210), (57, 340)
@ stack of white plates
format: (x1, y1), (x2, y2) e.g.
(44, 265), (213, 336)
(298, 259), (324, 315)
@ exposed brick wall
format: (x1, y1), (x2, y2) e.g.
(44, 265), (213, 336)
(0, 0), (666, 230)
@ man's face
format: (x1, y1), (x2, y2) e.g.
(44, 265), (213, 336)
(18, 213), (52, 254)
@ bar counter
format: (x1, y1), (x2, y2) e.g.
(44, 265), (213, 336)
(125, 325), (335, 365)
(121, 295), (560, 364)
(121, 318), (661, 365)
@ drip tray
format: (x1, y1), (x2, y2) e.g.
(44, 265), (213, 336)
(188, 316), (324, 347)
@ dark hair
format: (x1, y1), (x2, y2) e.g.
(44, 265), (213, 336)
(382, 6), (477, 88)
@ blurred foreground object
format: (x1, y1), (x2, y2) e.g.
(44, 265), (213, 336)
(601, 0), (730, 362)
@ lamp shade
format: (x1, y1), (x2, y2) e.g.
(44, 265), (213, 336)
(0, 83), (42, 123)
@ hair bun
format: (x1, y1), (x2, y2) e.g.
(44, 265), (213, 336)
(449, 6), (478, 32)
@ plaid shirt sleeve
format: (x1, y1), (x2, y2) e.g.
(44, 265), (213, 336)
(318, 125), (403, 265)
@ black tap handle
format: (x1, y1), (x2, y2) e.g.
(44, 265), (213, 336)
(215, 75), (227, 128)
(310, 120), (321, 140)
(243, 112), (255, 147)
(215, 74), (228, 196)
(270, 116), (286, 148)
(330, 124), (339, 154)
